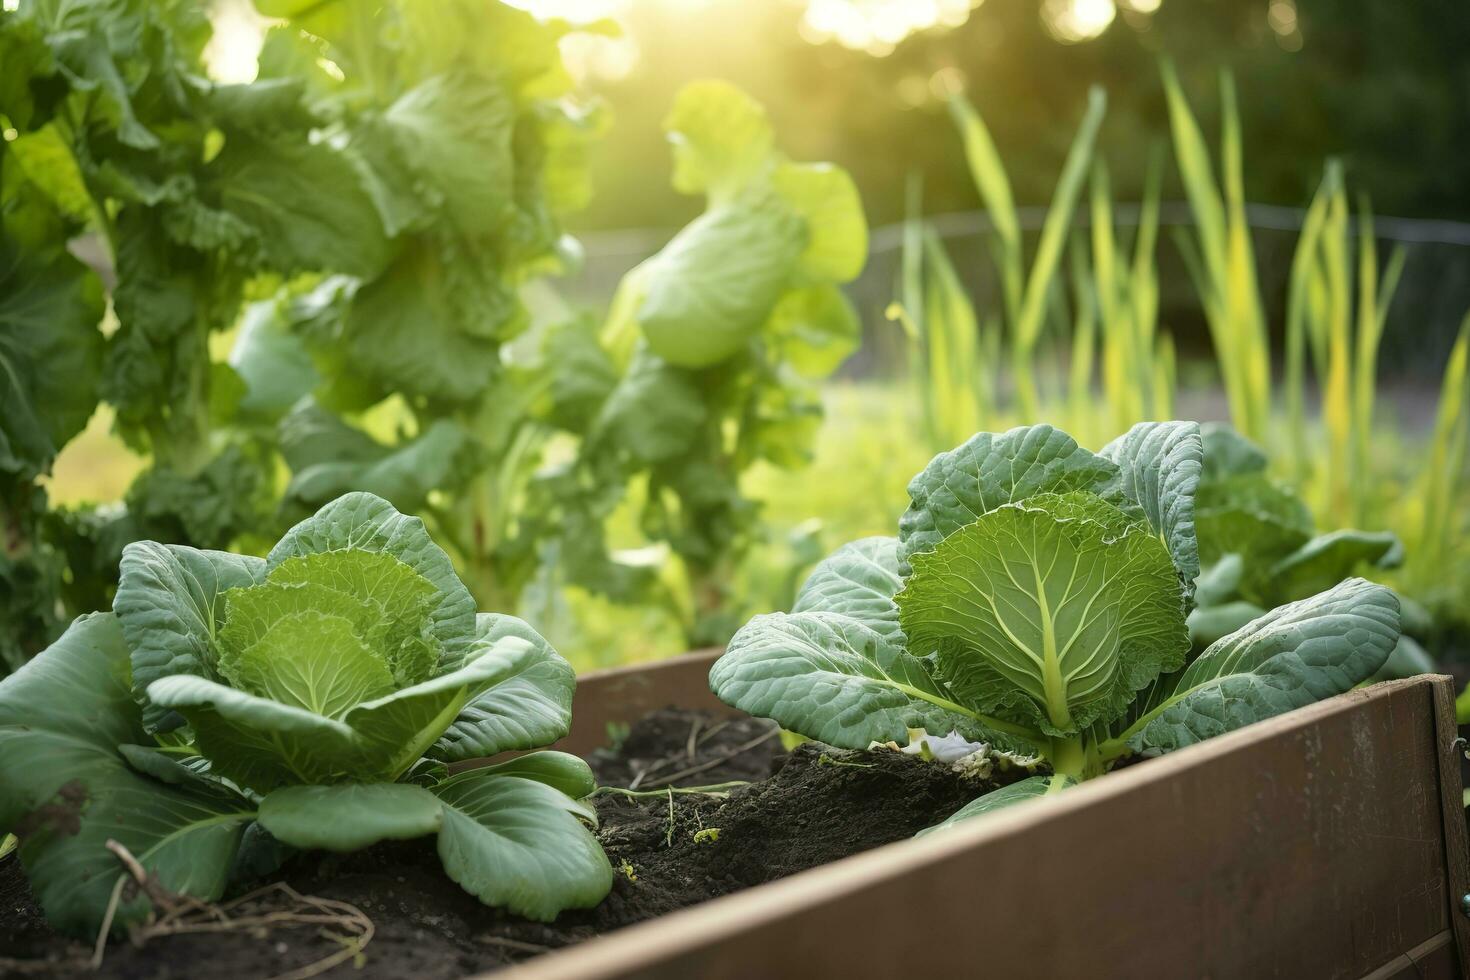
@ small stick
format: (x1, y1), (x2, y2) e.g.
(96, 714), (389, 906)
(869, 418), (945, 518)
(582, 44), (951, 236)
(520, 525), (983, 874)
(694, 718), (733, 748)
(90, 875), (128, 969)
(592, 781), (747, 799)
(477, 935), (553, 954)
(685, 717), (703, 761)
(643, 728), (780, 789)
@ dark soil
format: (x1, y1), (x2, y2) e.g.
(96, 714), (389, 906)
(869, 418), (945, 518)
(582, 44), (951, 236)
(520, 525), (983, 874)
(0, 707), (1010, 979)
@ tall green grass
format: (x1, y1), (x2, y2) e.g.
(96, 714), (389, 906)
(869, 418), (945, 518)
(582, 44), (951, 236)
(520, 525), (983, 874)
(1161, 63), (1272, 442)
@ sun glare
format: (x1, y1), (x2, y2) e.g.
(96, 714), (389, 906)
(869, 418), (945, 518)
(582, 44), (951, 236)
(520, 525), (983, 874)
(1041, 0), (1116, 43)
(797, 0), (984, 57)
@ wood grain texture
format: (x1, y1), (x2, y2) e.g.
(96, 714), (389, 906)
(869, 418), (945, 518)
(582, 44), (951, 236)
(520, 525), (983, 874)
(492, 669), (1466, 980)
(550, 649), (731, 758)
(1431, 674), (1470, 969)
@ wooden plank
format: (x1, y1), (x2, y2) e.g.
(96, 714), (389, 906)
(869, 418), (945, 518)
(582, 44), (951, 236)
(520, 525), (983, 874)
(1429, 674), (1470, 971)
(498, 676), (1455, 980)
(549, 649), (730, 758)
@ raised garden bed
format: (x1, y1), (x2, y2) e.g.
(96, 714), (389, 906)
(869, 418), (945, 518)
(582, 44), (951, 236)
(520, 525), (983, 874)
(3, 652), (1467, 979)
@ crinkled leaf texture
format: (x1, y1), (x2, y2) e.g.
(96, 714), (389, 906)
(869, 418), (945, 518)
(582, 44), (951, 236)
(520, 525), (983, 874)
(149, 624), (564, 793)
(1099, 421), (1203, 590)
(897, 424), (1137, 572)
(114, 543), (267, 731)
(0, 614), (254, 938)
(789, 536), (905, 642)
(266, 492), (478, 663)
(712, 529), (1038, 753)
(898, 492), (1189, 737)
(916, 775), (1075, 837)
(1122, 578), (1399, 754)
(130, 494), (575, 792)
(710, 610), (1013, 750)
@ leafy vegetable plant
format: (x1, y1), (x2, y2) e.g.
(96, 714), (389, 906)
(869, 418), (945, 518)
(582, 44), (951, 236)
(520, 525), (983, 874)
(710, 422), (1402, 830)
(0, 492), (610, 937)
(557, 79), (867, 646)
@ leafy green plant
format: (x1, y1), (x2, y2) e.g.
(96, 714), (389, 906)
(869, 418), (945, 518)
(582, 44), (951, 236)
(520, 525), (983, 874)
(561, 79), (867, 646)
(709, 422), (1401, 830)
(244, 0), (608, 616)
(1185, 423), (1432, 676)
(0, 492), (610, 937)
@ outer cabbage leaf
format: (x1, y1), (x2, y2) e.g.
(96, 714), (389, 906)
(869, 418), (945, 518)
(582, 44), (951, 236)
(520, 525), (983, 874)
(916, 775), (1075, 837)
(461, 751), (597, 799)
(432, 614), (576, 760)
(1119, 578), (1399, 755)
(0, 615), (253, 938)
(259, 783), (443, 851)
(114, 543), (267, 730)
(341, 636), (546, 780)
(433, 768), (612, 921)
(637, 196), (804, 368)
(709, 610), (1030, 751)
(1261, 529), (1402, 603)
(790, 536), (905, 642)
(898, 424), (1137, 570)
(267, 492), (477, 664)
(146, 674), (363, 792)
(1099, 421), (1203, 588)
(898, 492), (1189, 736)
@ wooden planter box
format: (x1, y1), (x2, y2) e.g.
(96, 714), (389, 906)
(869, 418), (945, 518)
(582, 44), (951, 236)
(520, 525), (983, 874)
(498, 652), (1470, 980)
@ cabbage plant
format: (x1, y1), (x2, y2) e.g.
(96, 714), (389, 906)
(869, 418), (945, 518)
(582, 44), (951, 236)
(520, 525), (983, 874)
(0, 492), (610, 937)
(710, 422), (1402, 831)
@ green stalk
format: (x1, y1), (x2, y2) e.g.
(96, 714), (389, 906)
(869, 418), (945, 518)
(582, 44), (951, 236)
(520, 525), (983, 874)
(1320, 184), (1352, 523)
(1066, 233), (1098, 444)
(1048, 736), (1087, 780)
(1012, 87), (1107, 419)
(1161, 63), (1270, 441)
(1284, 166), (1335, 484)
